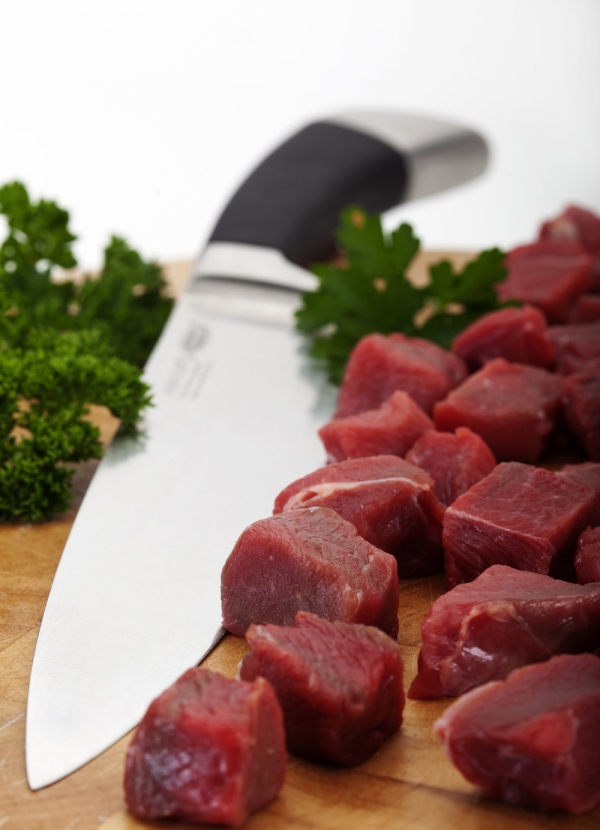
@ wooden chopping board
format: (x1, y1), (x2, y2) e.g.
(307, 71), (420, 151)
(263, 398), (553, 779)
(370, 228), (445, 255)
(1, 254), (598, 830)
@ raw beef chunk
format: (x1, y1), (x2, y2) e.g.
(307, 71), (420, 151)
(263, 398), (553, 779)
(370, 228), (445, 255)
(559, 464), (600, 534)
(575, 527), (600, 585)
(433, 358), (564, 463)
(569, 294), (600, 324)
(563, 360), (600, 461)
(443, 462), (599, 588)
(405, 427), (496, 506)
(434, 654), (600, 814)
(540, 205), (600, 257)
(549, 321), (600, 374)
(319, 390), (433, 462)
(221, 507), (399, 637)
(240, 611), (404, 766)
(273, 456), (446, 578)
(498, 240), (594, 323)
(560, 461), (600, 497)
(409, 565), (600, 699)
(335, 332), (467, 418)
(451, 305), (555, 370)
(124, 667), (286, 826)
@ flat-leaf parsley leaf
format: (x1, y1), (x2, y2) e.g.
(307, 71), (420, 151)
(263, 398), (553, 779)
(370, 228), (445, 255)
(296, 207), (508, 383)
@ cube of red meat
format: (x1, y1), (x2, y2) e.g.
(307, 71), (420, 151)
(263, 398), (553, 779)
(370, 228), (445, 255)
(409, 565), (600, 699)
(575, 527), (600, 585)
(221, 507), (399, 637)
(563, 359), (600, 461)
(124, 668), (286, 827)
(240, 611), (404, 766)
(433, 358), (564, 463)
(405, 427), (496, 506)
(434, 654), (600, 814)
(540, 205), (600, 256)
(560, 462), (600, 500)
(452, 305), (555, 370)
(569, 294), (600, 324)
(559, 463), (600, 530)
(443, 462), (600, 588)
(273, 456), (446, 578)
(550, 321), (600, 374)
(335, 332), (467, 418)
(498, 240), (594, 323)
(318, 390), (433, 462)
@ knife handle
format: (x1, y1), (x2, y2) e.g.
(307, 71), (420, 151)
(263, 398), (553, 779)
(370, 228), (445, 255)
(208, 121), (405, 268)
(205, 113), (488, 271)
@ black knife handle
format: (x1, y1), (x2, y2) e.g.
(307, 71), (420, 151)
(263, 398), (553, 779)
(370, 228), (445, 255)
(208, 121), (407, 268)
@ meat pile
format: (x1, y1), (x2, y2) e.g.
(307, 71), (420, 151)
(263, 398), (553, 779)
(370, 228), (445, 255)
(126, 203), (600, 824)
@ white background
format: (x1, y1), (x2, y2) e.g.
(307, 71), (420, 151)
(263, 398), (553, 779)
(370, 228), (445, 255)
(1, 0), (599, 269)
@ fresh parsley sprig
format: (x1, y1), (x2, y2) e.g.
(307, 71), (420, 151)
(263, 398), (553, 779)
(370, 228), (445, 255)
(0, 182), (173, 363)
(296, 207), (508, 383)
(0, 181), (172, 522)
(0, 330), (152, 521)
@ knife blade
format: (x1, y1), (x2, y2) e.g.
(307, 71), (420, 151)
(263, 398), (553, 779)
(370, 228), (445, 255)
(26, 111), (488, 790)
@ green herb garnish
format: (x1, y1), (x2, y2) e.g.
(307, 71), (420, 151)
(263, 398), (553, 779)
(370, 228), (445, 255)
(0, 182), (173, 363)
(0, 181), (172, 521)
(295, 207), (508, 384)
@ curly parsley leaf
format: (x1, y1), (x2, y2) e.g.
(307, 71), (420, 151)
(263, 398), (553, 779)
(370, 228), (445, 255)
(76, 236), (173, 368)
(0, 181), (78, 340)
(0, 181), (168, 521)
(0, 328), (152, 522)
(296, 207), (508, 382)
(0, 181), (173, 366)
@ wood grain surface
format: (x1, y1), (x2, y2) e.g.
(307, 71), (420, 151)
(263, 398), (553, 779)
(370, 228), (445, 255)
(1, 255), (598, 830)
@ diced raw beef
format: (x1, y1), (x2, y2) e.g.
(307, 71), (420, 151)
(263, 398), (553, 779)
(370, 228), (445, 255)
(575, 527), (600, 585)
(569, 294), (600, 324)
(405, 427), (496, 506)
(319, 390), (433, 462)
(273, 456), (445, 578)
(443, 462), (600, 587)
(562, 359), (600, 461)
(540, 205), (600, 289)
(550, 321), (600, 374)
(240, 611), (404, 766)
(409, 565), (600, 699)
(560, 462), (600, 498)
(434, 654), (600, 814)
(335, 332), (467, 418)
(498, 240), (594, 323)
(451, 305), (555, 370)
(221, 507), (399, 637)
(540, 205), (600, 256)
(124, 667), (286, 827)
(433, 358), (564, 463)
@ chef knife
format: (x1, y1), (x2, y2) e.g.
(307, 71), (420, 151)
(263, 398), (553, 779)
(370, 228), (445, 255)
(26, 111), (488, 790)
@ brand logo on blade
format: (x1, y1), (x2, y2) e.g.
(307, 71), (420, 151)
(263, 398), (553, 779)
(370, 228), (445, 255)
(181, 322), (209, 351)
(164, 357), (212, 399)
(163, 321), (212, 399)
